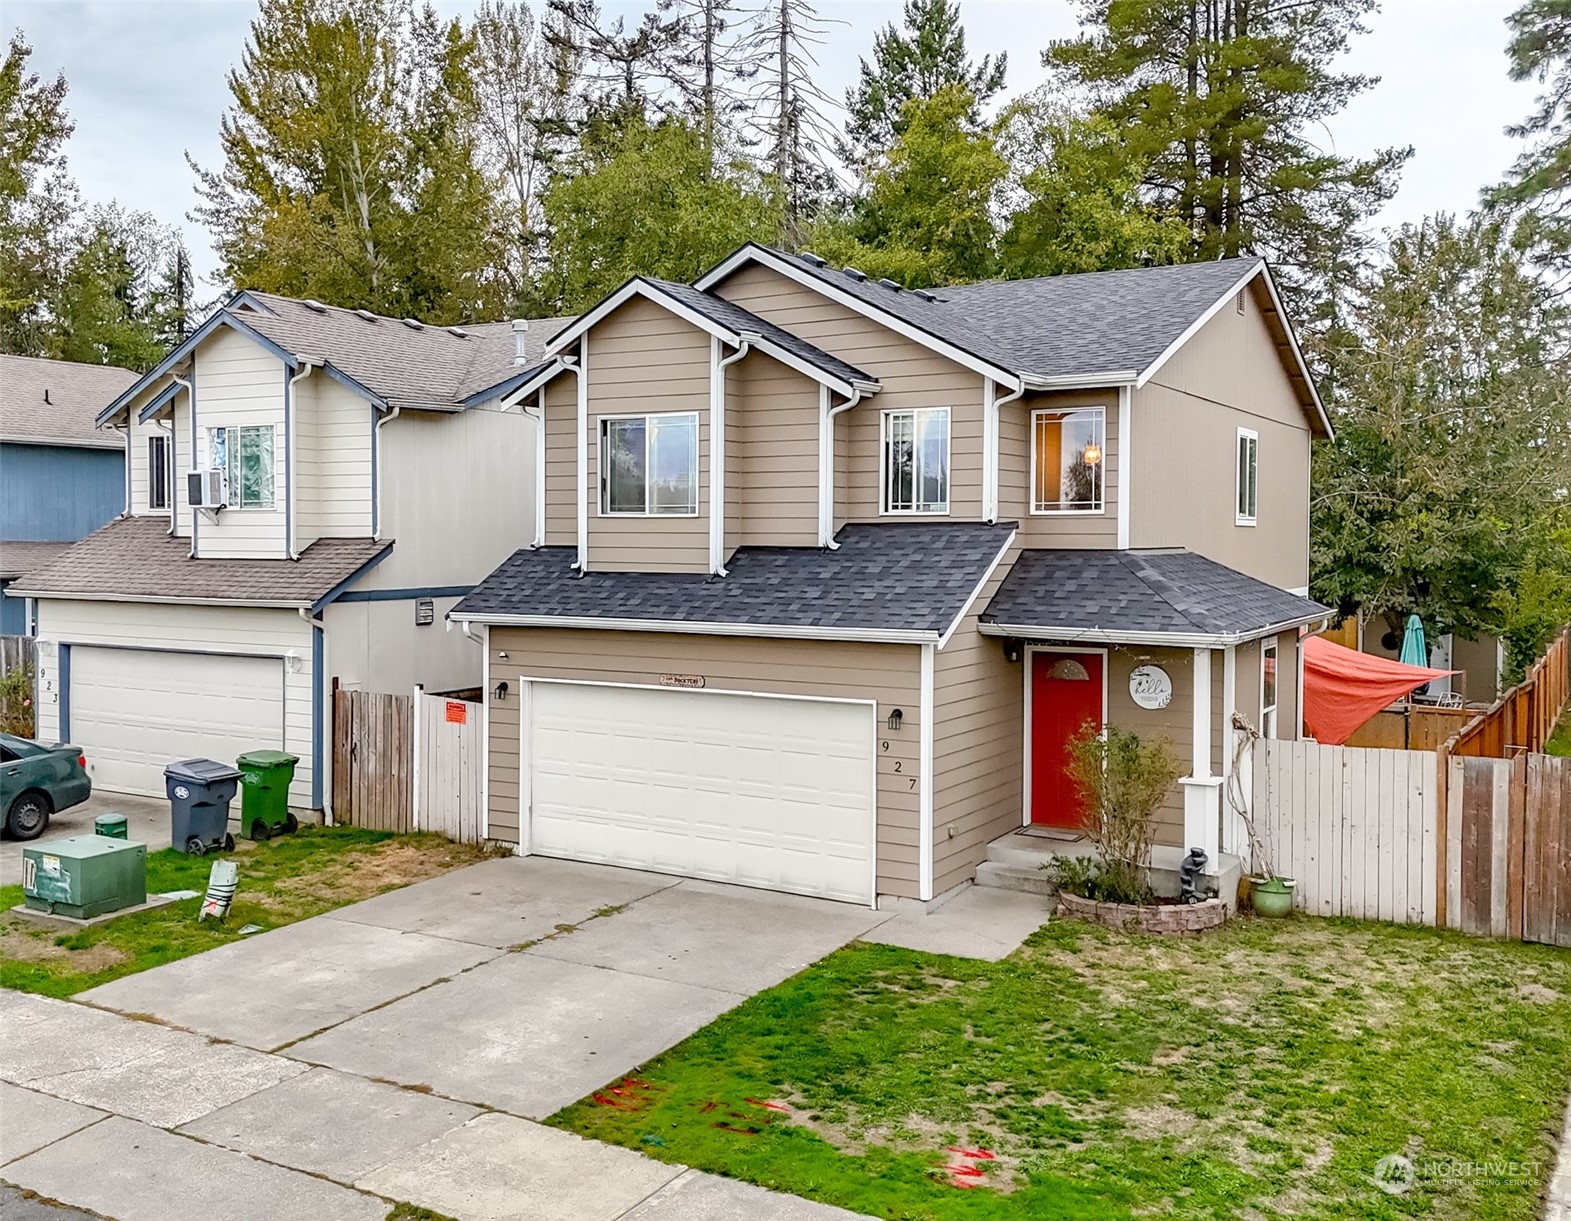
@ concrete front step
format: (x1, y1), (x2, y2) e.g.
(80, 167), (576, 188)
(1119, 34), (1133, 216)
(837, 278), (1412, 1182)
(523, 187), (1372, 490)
(973, 859), (1057, 896)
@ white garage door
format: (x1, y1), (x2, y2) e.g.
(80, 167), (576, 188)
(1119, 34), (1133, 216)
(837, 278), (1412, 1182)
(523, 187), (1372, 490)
(525, 681), (875, 904)
(69, 647), (286, 796)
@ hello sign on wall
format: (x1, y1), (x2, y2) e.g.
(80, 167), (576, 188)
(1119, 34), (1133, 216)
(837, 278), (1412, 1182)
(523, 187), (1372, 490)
(1129, 664), (1174, 710)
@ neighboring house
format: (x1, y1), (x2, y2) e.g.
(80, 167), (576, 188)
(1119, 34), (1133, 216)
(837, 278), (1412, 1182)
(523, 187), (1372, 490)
(12, 294), (565, 811)
(1, 355), (136, 635)
(1323, 612), (1504, 706)
(449, 244), (1333, 907)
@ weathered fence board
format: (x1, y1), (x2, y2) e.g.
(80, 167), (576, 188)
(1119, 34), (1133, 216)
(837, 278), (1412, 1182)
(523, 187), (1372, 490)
(1448, 625), (1569, 759)
(1251, 740), (1438, 924)
(416, 693), (483, 844)
(1523, 754), (1571, 947)
(332, 688), (413, 833)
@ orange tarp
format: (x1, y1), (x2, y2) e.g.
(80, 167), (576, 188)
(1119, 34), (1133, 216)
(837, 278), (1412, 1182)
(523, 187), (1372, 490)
(1301, 634), (1457, 746)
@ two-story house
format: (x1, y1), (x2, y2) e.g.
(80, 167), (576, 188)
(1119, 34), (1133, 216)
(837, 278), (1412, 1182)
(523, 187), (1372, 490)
(1, 355), (136, 636)
(450, 244), (1333, 908)
(12, 293), (564, 812)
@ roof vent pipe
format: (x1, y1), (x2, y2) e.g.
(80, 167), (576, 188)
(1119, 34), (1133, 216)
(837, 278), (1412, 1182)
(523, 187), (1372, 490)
(512, 319), (529, 366)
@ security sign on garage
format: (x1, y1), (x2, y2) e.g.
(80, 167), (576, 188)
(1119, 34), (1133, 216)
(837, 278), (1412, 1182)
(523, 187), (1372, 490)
(67, 647), (286, 796)
(523, 680), (876, 904)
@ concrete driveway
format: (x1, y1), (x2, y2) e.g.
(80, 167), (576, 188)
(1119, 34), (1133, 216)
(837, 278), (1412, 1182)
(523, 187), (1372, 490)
(0, 790), (169, 886)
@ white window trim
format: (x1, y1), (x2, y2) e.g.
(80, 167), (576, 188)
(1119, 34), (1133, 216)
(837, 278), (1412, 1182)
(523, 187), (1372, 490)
(595, 409), (701, 519)
(1030, 404), (1108, 516)
(1260, 638), (1279, 738)
(1236, 427), (1259, 526)
(879, 406), (951, 517)
(206, 423), (278, 511)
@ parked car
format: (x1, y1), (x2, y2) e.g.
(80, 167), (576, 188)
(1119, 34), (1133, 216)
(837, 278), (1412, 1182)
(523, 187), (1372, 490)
(0, 732), (92, 840)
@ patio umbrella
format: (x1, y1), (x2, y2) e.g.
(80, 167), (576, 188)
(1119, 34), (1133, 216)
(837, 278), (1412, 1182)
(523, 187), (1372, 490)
(1399, 613), (1429, 669)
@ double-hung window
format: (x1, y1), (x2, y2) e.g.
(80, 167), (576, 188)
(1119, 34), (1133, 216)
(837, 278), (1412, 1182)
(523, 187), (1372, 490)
(1260, 639), (1279, 738)
(599, 412), (699, 516)
(1236, 428), (1258, 524)
(1033, 407), (1105, 513)
(882, 407), (950, 514)
(147, 434), (170, 510)
(208, 425), (276, 509)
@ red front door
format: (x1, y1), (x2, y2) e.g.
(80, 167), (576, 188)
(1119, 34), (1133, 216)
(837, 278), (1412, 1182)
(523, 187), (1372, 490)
(1030, 651), (1105, 829)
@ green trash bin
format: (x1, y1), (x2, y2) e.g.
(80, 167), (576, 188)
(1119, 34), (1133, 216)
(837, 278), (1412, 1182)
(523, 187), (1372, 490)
(94, 813), (128, 839)
(236, 750), (300, 841)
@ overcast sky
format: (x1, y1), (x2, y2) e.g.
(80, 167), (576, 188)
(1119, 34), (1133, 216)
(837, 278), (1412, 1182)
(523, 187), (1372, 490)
(7, 0), (1540, 289)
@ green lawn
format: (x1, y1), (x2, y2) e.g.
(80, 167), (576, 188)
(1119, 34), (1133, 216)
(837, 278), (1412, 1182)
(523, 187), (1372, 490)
(554, 918), (1571, 1220)
(1547, 710), (1571, 757)
(2, 826), (494, 997)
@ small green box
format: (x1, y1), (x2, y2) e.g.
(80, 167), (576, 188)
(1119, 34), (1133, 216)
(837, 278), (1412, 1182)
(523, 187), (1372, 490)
(22, 835), (147, 919)
(94, 813), (128, 839)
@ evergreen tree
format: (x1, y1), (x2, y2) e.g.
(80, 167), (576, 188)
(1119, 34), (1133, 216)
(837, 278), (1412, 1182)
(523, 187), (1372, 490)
(843, 0), (1004, 165)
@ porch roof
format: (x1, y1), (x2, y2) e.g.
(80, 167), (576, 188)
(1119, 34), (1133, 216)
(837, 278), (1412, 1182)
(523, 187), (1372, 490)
(979, 548), (1330, 647)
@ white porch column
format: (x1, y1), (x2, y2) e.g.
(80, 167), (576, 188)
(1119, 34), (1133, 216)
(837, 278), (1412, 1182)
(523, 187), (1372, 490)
(1181, 646), (1223, 868)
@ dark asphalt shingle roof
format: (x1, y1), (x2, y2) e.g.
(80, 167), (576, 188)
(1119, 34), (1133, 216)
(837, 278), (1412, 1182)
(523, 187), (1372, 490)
(644, 279), (877, 388)
(982, 549), (1328, 642)
(453, 522), (1016, 637)
(8, 516), (391, 606)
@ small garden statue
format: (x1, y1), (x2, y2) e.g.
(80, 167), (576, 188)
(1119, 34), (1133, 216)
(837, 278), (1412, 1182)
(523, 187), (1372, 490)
(1178, 847), (1208, 904)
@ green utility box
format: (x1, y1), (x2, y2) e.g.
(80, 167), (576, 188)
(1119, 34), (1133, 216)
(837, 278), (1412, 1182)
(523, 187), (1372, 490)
(22, 835), (147, 919)
(94, 813), (128, 839)
(236, 750), (300, 841)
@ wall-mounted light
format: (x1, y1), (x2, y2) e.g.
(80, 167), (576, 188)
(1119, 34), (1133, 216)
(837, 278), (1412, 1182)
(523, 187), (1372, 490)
(1003, 641), (1022, 664)
(493, 680), (509, 702)
(887, 708), (903, 731)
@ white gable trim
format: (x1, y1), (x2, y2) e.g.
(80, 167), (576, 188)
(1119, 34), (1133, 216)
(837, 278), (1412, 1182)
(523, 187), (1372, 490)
(697, 246), (1023, 390)
(544, 277), (877, 399)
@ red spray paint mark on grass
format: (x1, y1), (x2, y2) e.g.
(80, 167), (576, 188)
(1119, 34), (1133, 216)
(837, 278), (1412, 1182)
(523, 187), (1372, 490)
(593, 1078), (658, 1112)
(745, 1097), (791, 1113)
(939, 1145), (998, 1189)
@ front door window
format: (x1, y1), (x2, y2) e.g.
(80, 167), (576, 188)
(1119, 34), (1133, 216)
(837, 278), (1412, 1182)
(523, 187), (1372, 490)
(1030, 650), (1105, 829)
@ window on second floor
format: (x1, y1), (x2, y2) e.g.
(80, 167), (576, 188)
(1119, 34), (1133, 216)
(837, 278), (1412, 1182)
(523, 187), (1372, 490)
(1261, 639), (1279, 737)
(599, 412), (699, 516)
(1237, 428), (1259, 525)
(147, 434), (170, 510)
(208, 425), (276, 510)
(1033, 407), (1105, 514)
(882, 407), (950, 515)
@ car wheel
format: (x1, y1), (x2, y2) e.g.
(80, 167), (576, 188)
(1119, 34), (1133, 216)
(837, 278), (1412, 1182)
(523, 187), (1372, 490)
(186, 836), (206, 857)
(6, 791), (51, 840)
(251, 819), (270, 842)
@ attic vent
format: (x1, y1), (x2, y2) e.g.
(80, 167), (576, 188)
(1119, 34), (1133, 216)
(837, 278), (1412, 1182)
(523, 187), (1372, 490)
(448, 326), (469, 338)
(911, 289), (937, 303)
(1236, 289), (1246, 315)
(842, 266), (867, 282)
(354, 309), (376, 323)
(402, 317), (425, 330)
(799, 251), (827, 268)
(877, 277), (902, 292)
(303, 298), (328, 313)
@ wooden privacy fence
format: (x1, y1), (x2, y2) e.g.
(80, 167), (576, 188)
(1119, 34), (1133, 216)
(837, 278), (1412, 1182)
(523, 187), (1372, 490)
(1446, 625), (1569, 759)
(1345, 704), (1473, 751)
(331, 686), (483, 842)
(0, 635), (37, 736)
(1249, 738), (1571, 947)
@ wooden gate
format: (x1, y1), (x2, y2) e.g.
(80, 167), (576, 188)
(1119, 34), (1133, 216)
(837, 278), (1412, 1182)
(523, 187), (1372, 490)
(332, 688), (414, 832)
(415, 692), (483, 843)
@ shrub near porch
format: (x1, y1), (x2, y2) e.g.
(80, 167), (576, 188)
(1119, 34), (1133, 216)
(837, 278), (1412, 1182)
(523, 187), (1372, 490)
(555, 919), (1571, 1220)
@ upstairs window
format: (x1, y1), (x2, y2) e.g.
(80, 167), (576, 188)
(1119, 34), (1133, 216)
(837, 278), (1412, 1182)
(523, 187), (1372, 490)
(147, 434), (170, 510)
(882, 407), (950, 514)
(1260, 639), (1279, 737)
(1033, 407), (1105, 513)
(208, 425), (276, 509)
(1236, 428), (1258, 524)
(599, 412), (699, 516)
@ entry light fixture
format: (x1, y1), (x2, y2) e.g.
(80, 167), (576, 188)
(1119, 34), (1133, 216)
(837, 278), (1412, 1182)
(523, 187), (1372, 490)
(493, 680), (509, 702)
(887, 708), (903, 731)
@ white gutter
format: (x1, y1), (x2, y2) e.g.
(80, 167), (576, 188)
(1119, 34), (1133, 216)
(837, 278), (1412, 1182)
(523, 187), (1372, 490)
(984, 378), (1025, 524)
(286, 359), (319, 559)
(448, 611), (940, 646)
(977, 615), (1332, 650)
(819, 387), (863, 548)
(711, 333), (754, 575)
(10, 590), (321, 609)
(1022, 369), (1139, 391)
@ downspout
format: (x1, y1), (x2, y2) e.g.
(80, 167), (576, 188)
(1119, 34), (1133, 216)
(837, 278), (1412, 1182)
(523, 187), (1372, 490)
(171, 372), (195, 556)
(711, 333), (754, 575)
(517, 388), (546, 548)
(555, 350), (584, 569)
(985, 378), (1026, 524)
(372, 402), (401, 542)
(118, 424), (130, 517)
(820, 388), (863, 549)
(286, 359), (319, 559)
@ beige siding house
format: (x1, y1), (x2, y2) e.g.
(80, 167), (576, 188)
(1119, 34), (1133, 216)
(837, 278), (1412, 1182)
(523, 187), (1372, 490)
(452, 246), (1333, 909)
(14, 293), (562, 816)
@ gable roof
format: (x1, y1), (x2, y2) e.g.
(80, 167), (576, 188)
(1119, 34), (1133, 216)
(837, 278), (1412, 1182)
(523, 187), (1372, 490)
(451, 521), (1015, 644)
(2, 355), (138, 449)
(980, 548), (1329, 647)
(98, 294), (574, 425)
(7, 515), (391, 609)
(696, 244), (1328, 436)
(543, 277), (880, 397)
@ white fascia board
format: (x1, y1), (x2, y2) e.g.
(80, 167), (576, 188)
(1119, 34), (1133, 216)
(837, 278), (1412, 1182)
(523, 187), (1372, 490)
(696, 246), (1023, 388)
(977, 613), (1330, 649)
(10, 590), (310, 609)
(1134, 262), (1265, 393)
(1253, 265), (1333, 438)
(546, 279), (735, 358)
(936, 530), (1017, 650)
(497, 359), (573, 408)
(1020, 371), (1138, 391)
(750, 336), (873, 399)
(447, 611), (939, 646)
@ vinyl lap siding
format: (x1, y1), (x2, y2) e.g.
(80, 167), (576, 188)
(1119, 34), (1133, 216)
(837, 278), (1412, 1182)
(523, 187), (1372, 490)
(730, 352), (819, 548)
(301, 375), (372, 540)
(485, 628), (924, 898)
(542, 378), (576, 548)
(1000, 388), (1120, 549)
(191, 327), (288, 559)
